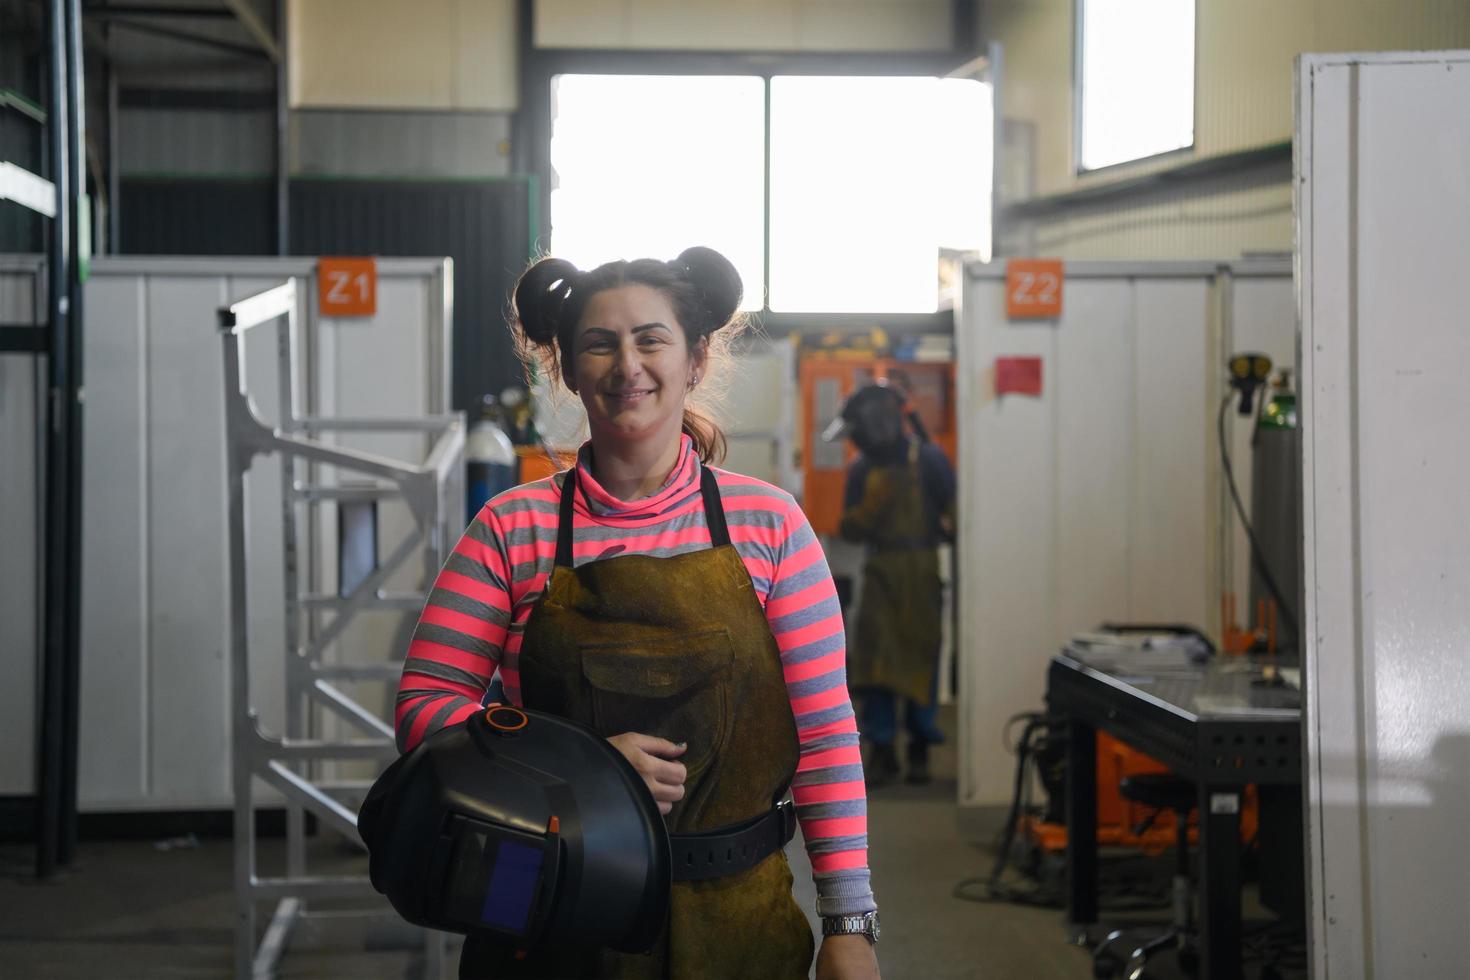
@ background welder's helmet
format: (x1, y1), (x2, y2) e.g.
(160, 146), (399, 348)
(358, 705), (670, 952)
(822, 381), (907, 463)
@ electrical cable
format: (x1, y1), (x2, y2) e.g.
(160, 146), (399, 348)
(1217, 393), (1300, 643)
(952, 713), (1170, 911)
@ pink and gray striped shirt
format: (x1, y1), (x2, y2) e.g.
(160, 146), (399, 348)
(395, 435), (874, 916)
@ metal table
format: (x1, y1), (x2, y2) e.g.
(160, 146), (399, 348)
(1046, 650), (1302, 980)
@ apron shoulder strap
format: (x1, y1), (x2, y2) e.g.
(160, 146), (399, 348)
(555, 459), (732, 567)
(555, 467), (577, 568)
(700, 464), (730, 548)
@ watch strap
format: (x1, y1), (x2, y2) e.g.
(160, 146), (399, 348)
(821, 910), (879, 943)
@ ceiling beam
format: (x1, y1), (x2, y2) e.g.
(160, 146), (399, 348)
(222, 0), (280, 63)
(101, 16), (268, 59)
(85, 4), (235, 17)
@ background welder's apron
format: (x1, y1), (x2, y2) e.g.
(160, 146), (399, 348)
(845, 446), (943, 706)
(459, 466), (815, 980)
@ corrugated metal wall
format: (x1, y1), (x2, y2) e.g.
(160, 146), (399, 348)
(535, 0), (953, 51)
(116, 175), (533, 409)
(1001, 161), (1295, 261)
(289, 177), (534, 410)
(119, 177), (276, 255)
(0, 23), (45, 253)
(118, 107), (275, 177)
(291, 110), (513, 179)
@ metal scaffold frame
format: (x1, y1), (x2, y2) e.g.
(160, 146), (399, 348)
(219, 279), (464, 978)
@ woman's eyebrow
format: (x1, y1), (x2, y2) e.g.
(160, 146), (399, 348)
(632, 322), (673, 334)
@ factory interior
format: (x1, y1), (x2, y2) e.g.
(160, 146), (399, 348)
(2, 2), (1468, 979)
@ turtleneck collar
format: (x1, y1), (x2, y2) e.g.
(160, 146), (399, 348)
(568, 433), (702, 523)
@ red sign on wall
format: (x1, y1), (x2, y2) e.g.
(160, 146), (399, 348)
(995, 356), (1043, 397)
(318, 257), (377, 317)
(1006, 258), (1063, 319)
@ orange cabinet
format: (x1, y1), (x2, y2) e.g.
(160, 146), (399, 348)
(799, 355), (956, 536)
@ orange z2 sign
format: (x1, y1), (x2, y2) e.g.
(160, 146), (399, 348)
(1006, 259), (1063, 319)
(318, 257), (377, 317)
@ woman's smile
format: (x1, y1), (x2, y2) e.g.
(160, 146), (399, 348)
(570, 284), (705, 447)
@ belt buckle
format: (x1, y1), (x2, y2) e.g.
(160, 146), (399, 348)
(777, 799), (797, 844)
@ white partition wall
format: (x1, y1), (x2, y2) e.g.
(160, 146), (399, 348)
(954, 260), (1293, 808)
(75, 256), (451, 812)
(0, 256), (44, 800)
(1298, 51), (1470, 980)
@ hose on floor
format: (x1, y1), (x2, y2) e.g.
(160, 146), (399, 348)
(951, 712), (1169, 911)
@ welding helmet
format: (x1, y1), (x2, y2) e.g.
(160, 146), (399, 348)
(358, 705), (670, 952)
(822, 382), (907, 463)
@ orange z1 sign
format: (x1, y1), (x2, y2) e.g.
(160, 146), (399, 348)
(1005, 258), (1063, 319)
(318, 257), (377, 317)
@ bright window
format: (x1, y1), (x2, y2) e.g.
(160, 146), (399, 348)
(549, 75), (766, 308)
(769, 76), (991, 313)
(1078, 0), (1195, 171)
(550, 73), (992, 314)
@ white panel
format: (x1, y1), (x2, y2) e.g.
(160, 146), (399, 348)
(1129, 280), (1209, 626)
(956, 275), (1056, 806)
(1300, 51), (1470, 980)
(717, 337), (797, 491)
(0, 259), (43, 796)
(956, 261), (1289, 806)
(77, 275), (152, 804)
(1053, 281), (1131, 634)
(75, 257), (450, 810)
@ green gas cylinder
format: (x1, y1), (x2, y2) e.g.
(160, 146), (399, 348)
(1249, 370), (1301, 654)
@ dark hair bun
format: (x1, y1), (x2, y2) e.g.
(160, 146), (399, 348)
(514, 257), (580, 346)
(677, 246), (742, 331)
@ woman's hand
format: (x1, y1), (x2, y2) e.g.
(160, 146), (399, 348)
(607, 733), (687, 815)
(815, 935), (880, 980)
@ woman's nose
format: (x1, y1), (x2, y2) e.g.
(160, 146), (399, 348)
(614, 342), (641, 379)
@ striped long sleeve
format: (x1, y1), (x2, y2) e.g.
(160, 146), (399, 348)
(395, 437), (874, 915)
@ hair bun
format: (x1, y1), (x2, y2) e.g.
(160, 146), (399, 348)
(514, 257), (580, 346)
(676, 246), (742, 331)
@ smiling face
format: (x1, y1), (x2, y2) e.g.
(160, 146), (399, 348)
(566, 284), (708, 452)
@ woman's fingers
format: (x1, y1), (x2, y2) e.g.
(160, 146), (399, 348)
(607, 732), (690, 810)
(626, 733), (688, 759)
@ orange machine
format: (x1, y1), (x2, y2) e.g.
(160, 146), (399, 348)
(515, 446), (577, 485)
(799, 354), (957, 536)
(1023, 733), (1260, 855)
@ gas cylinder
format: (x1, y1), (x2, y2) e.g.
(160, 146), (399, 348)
(1249, 370), (1301, 654)
(466, 395), (517, 524)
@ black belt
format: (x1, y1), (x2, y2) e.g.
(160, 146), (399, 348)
(669, 800), (797, 882)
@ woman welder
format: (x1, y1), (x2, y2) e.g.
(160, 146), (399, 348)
(395, 247), (881, 979)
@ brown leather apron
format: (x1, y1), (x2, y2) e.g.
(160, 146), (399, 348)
(459, 466), (815, 980)
(847, 443), (943, 705)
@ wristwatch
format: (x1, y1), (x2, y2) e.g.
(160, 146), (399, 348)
(821, 910), (880, 944)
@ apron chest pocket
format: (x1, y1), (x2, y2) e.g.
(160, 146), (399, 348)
(580, 628), (736, 779)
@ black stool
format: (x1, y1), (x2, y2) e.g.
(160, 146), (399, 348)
(1092, 773), (1199, 979)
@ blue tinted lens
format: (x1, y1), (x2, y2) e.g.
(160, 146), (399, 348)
(480, 839), (544, 934)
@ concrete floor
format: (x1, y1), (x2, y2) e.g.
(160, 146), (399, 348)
(0, 712), (1298, 978)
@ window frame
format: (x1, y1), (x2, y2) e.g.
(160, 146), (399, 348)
(527, 48), (973, 327)
(1072, 0), (1199, 176)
